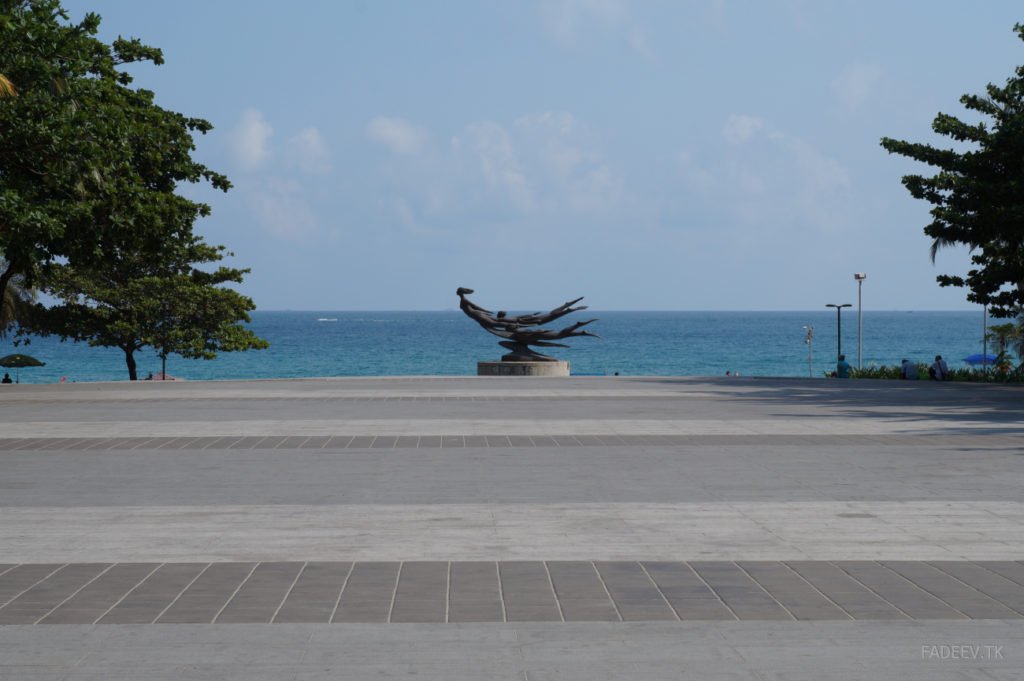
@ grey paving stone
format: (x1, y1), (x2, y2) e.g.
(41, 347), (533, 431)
(276, 436), (310, 450)
(499, 563), (559, 610)
(447, 606), (505, 622)
(0, 564), (67, 606)
(178, 437), (228, 450)
(689, 562), (793, 621)
(546, 562), (611, 601)
(216, 562), (303, 623)
(274, 562), (350, 623)
(973, 561), (1024, 588)
(738, 561), (850, 620)
(830, 561), (966, 620)
(251, 436), (288, 449)
(156, 563), (256, 624)
(333, 562), (399, 623)
(504, 606), (562, 622)
(0, 564), (109, 624)
(785, 561), (907, 620)
(449, 562), (501, 614)
(38, 563), (156, 625)
(927, 561), (1024, 615)
(594, 561), (675, 620)
(98, 563), (208, 624)
(227, 436), (266, 450)
(879, 561), (1022, 619)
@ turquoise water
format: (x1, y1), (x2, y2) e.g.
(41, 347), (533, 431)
(0, 310), (989, 383)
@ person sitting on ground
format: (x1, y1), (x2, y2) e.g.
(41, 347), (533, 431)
(836, 355), (851, 378)
(1, 373), (11, 384)
(144, 372), (154, 380)
(899, 359), (919, 380)
(929, 355), (949, 381)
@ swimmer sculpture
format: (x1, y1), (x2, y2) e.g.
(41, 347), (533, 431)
(457, 287), (601, 362)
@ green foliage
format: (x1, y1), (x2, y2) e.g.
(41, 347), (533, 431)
(984, 322), (1024, 360)
(18, 235), (269, 380)
(848, 363), (914, 380)
(0, 0), (229, 307)
(846, 358), (1024, 383)
(879, 23), (1024, 318)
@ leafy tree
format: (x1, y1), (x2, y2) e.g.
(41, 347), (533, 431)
(19, 236), (270, 380)
(880, 23), (1024, 318)
(0, 0), (228, 309)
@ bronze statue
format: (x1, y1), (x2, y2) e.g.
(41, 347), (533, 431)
(457, 287), (601, 361)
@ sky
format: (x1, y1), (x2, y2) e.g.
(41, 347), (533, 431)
(63, 0), (1024, 311)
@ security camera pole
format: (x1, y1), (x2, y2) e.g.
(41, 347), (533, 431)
(854, 273), (866, 368)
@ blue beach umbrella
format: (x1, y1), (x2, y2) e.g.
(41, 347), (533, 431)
(963, 354), (998, 366)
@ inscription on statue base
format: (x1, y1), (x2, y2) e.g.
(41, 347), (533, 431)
(478, 361), (569, 377)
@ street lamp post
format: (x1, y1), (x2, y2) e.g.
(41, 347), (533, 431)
(826, 303), (852, 360)
(854, 273), (866, 368)
(803, 326), (814, 378)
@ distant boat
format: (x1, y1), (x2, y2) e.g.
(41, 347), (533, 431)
(316, 318), (338, 322)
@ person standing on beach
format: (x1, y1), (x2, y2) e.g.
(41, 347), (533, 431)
(930, 355), (949, 381)
(836, 355), (851, 378)
(900, 360), (919, 380)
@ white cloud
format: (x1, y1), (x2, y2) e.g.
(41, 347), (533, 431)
(832, 63), (884, 107)
(627, 27), (658, 65)
(367, 116), (428, 155)
(513, 111), (619, 212)
(722, 114), (762, 144)
(540, 0), (657, 62)
(368, 111), (623, 228)
(287, 127), (330, 174)
(227, 109), (273, 172)
(247, 178), (318, 239)
(680, 118), (853, 232)
(453, 120), (533, 210)
(541, 0), (626, 46)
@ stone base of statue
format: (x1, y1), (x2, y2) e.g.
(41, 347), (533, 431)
(478, 361), (569, 377)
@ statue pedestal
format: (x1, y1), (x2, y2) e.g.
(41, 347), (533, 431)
(478, 361), (569, 377)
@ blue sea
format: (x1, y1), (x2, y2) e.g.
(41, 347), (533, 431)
(0, 311), (991, 383)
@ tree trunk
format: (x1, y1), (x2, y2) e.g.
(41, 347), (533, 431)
(0, 258), (21, 317)
(123, 345), (138, 381)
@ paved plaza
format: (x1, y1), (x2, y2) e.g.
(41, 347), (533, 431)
(0, 375), (1022, 679)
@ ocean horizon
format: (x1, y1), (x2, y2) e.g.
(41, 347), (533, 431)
(1, 310), (993, 384)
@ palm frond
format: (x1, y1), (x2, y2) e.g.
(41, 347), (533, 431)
(929, 236), (961, 263)
(0, 73), (17, 99)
